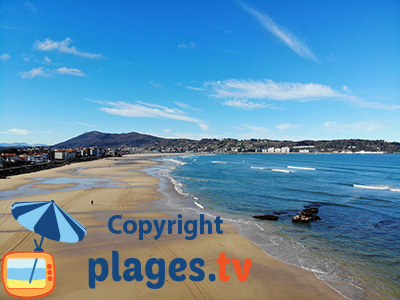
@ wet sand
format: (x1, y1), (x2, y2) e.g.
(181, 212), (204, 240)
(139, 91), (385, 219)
(0, 154), (345, 299)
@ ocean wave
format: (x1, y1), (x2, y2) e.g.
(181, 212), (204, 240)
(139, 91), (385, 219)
(271, 168), (292, 173)
(353, 184), (399, 192)
(287, 166), (316, 170)
(194, 201), (204, 209)
(163, 158), (187, 165)
(211, 161), (227, 164)
(250, 166), (267, 170)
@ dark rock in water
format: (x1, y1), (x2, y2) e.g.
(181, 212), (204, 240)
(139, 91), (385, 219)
(292, 213), (311, 223)
(303, 207), (319, 214)
(253, 214), (278, 221)
(272, 211), (286, 215)
(292, 211), (321, 223)
(301, 211), (314, 217)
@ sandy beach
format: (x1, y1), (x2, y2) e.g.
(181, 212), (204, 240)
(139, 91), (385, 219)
(0, 154), (346, 299)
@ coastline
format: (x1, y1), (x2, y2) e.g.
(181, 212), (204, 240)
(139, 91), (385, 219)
(0, 154), (347, 299)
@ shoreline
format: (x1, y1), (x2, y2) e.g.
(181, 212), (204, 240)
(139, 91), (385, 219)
(0, 154), (348, 299)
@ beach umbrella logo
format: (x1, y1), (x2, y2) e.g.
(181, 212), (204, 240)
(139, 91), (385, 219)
(1, 200), (87, 299)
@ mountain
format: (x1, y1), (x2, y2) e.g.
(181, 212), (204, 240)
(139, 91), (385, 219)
(52, 131), (400, 153)
(0, 143), (30, 147)
(53, 131), (167, 148)
(0, 143), (48, 148)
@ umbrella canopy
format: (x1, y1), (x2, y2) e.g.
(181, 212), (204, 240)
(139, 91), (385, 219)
(12, 200), (86, 243)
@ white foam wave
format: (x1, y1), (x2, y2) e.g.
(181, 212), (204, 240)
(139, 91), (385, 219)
(250, 166), (267, 170)
(287, 166), (316, 170)
(194, 201), (204, 209)
(271, 169), (292, 173)
(211, 161), (227, 164)
(163, 158), (187, 165)
(353, 184), (391, 190)
(254, 223), (265, 231)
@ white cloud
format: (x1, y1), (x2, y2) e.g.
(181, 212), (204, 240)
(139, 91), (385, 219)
(178, 42), (195, 50)
(0, 53), (10, 62)
(237, 1), (317, 61)
(186, 85), (204, 91)
(238, 124), (271, 139)
(98, 100), (209, 130)
(39, 130), (54, 134)
(276, 123), (303, 131)
(174, 101), (202, 112)
(205, 79), (399, 110)
(342, 85), (350, 92)
(0, 128), (31, 135)
(19, 67), (49, 78)
(323, 121), (382, 132)
(43, 56), (51, 64)
(24, 2), (37, 12)
(171, 132), (220, 140)
(207, 79), (339, 100)
(55, 67), (84, 77)
(76, 121), (95, 127)
(222, 99), (270, 110)
(19, 67), (85, 78)
(149, 81), (161, 88)
(345, 96), (400, 110)
(33, 38), (104, 59)
(199, 124), (210, 130)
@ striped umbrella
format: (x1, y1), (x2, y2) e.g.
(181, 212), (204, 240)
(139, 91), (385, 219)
(11, 200), (86, 283)
(12, 200), (86, 245)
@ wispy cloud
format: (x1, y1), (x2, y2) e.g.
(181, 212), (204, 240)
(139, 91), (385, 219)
(43, 56), (51, 65)
(344, 96), (400, 110)
(33, 38), (104, 59)
(169, 132), (219, 140)
(38, 130), (54, 134)
(174, 101), (202, 112)
(76, 121), (95, 127)
(238, 124), (271, 139)
(206, 79), (339, 100)
(55, 67), (84, 77)
(222, 99), (270, 110)
(342, 85), (351, 93)
(178, 42), (195, 50)
(96, 100), (209, 130)
(19, 67), (49, 79)
(19, 67), (85, 78)
(323, 121), (382, 132)
(0, 24), (25, 31)
(0, 53), (10, 62)
(205, 79), (400, 110)
(186, 85), (204, 91)
(149, 81), (162, 88)
(237, 1), (317, 61)
(0, 128), (31, 135)
(276, 123), (303, 131)
(24, 1), (37, 12)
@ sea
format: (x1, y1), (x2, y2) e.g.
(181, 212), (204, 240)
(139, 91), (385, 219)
(152, 154), (400, 300)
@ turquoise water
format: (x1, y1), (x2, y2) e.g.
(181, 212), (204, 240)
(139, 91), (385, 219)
(161, 154), (400, 300)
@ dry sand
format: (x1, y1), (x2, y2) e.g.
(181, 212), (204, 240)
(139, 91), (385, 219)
(0, 154), (346, 299)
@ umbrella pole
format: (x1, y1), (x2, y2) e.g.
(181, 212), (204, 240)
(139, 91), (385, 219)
(29, 236), (45, 284)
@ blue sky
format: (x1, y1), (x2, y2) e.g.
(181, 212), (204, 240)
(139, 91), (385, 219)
(0, 0), (399, 145)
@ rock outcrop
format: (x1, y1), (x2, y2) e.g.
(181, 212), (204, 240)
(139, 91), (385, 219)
(253, 214), (279, 221)
(292, 205), (321, 223)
